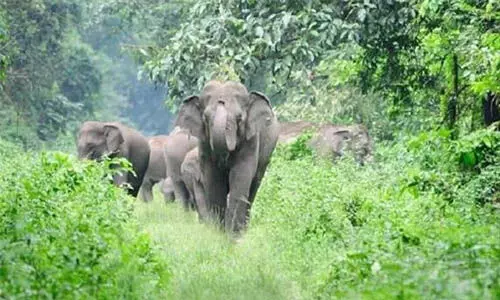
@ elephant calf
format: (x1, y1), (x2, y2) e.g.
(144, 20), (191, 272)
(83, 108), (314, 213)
(180, 147), (208, 220)
(77, 121), (150, 197)
(140, 135), (170, 202)
(164, 126), (199, 211)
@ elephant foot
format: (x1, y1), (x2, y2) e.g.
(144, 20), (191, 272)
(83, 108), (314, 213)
(224, 195), (250, 235)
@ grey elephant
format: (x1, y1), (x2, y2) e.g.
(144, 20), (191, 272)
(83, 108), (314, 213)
(164, 126), (199, 211)
(278, 121), (373, 164)
(309, 124), (373, 165)
(180, 147), (208, 220)
(77, 121), (150, 197)
(175, 80), (280, 234)
(157, 177), (175, 202)
(139, 135), (170, 202)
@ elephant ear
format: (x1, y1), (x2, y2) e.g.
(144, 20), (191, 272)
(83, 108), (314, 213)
(245, 91), (274, 140)
(104, 124), (124, 154)
(175, 95), (204, 139)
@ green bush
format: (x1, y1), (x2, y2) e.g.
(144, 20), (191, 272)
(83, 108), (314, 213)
(276, 131), (314, 161)
(0, 142), (170, 299)
(403, 128), (500, 205)
(250, 132), (500, 299)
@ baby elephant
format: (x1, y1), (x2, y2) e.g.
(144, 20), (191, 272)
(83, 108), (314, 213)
(180, 147), (208, 220)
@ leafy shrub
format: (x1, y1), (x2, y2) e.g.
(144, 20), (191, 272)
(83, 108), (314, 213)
(276, 131), (314, 161)
(453, 128), (500, 171)
(0, 144), (170, 299)
(404, 128), (500, 205)
(251, 133), (500, 299)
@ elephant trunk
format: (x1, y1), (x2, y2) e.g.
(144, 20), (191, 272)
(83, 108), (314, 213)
(211, 104), (237, 154)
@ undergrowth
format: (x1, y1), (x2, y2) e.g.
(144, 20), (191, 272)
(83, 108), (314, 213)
(0, 140), (170, 299)
(1, 126), (498, 299)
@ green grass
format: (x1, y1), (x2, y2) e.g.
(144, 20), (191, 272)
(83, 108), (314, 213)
(134, 199), (301, 300)
(133, 134), (500, 299)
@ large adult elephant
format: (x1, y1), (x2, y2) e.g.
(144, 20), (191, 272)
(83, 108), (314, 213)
(175, 80), (280, 234)
(139, 135), (170, 202)
(180, 147), (208, 221)
(309, 124), (373, 165)
(164, 126), (199, 211)
(278, 121), (373, 165)
(77, 121), (150, 197)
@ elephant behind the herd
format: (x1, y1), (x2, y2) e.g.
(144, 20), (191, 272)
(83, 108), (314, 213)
(139, 135), (170, 202)
(278, 121), (373, 165)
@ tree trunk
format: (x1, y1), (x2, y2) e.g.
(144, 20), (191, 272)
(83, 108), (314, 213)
(446, 53), (459, 136)
(483, 92), (499, 129)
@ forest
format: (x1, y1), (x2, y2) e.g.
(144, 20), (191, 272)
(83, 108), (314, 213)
(0, 0), (499, 299)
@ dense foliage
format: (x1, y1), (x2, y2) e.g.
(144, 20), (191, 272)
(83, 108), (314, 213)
(0, 0), (173, 148)
(131, 129), (499, 299)
(251, 129), (499, 299)
(0, 140), (170, 298)
(141, 0), (499, 136)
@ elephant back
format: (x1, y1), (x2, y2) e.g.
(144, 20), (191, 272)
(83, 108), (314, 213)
(278, 121), (317, 144)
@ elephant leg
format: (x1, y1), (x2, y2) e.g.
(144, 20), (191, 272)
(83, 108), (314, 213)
(173, 179), (191, 211)
(158, 179), (175, 202)
(140, 178), (154, 202)
(193, 180), (208, 222)
(128, 172), (144, 198)
(185, 180), (197, 211)
(225, 151), (258, 235)
(201, 158), (229, 226)
(163, 189), (175, 203)
(248, 160), (271, 204)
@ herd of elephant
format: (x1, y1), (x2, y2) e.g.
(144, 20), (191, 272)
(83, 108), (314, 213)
(76, 80), (373, 235)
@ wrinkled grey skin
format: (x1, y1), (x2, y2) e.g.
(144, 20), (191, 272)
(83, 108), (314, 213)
(157, 177), (175, 202)
(278, 121), (373, 165)
(175, 80), (279, 235)
(139, 135), (170, 202)
(77, 121), (150, 197)
(309, 124), (373, 165)
(180, 147), (208, 221)
(164, 126), (199, 211)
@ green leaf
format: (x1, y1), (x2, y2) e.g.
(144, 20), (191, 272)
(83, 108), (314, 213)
(461, 151), (477, 167)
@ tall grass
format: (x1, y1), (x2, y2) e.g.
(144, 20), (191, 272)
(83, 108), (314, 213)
(135, 130), (499, 299)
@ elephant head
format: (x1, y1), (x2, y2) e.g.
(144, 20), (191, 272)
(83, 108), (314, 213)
(175, 80), (273, 158)
(77, 121), (124, 160)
